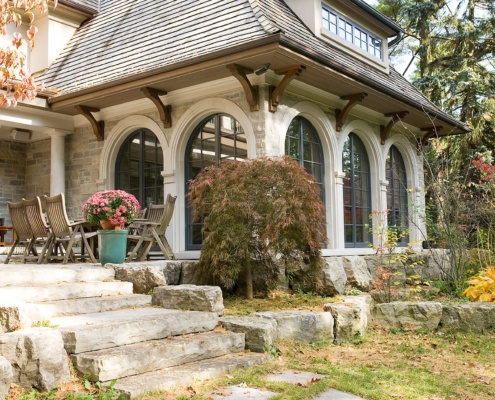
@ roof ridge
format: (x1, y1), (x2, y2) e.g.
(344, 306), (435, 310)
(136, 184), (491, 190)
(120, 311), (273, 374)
(247, 0), (282, 34)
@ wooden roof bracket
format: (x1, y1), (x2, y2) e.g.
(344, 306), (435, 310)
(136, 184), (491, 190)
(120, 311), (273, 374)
(269, 65), (306, 112)
(141, 87), (172, 128)
(227, 64), (259, 112)
(417, 126), (443, 153)
(380, 111), (409, 145)
(335, 92), (368, 132)
(75, 105), (104, 141)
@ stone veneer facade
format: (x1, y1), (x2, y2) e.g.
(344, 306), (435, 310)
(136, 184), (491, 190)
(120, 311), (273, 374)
(1, 83), (426, 256)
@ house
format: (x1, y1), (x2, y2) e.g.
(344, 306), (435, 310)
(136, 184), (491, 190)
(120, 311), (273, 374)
(0, 0), (469, 258)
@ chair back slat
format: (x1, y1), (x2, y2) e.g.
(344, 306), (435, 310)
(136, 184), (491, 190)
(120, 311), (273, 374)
(8, 201), (32, 240)
(146, 204), (166, 224)
(44, 193), (72, 237)
(22, 197), (50, 239)
(156, 194), (177, 235)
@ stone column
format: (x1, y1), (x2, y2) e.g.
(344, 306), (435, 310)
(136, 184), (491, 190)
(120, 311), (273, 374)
(45, 129), (69, 196)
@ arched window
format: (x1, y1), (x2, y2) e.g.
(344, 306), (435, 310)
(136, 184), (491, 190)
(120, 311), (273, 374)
(115, 128), (163, 208)
(343, 133), (371, 247)
(285, 116), (324, 199)
(386, 145), (409, 243)
(185, 114), (247, 249)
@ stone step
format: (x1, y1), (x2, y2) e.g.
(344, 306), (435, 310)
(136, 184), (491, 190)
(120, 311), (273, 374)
(0, 265), (114, 287)
(72, 331), (245, 382)
(51, 307), (219, 353)
(108, 352), (272, 400)
(0, 281), (134, 303)
(31, 294), (152, 319)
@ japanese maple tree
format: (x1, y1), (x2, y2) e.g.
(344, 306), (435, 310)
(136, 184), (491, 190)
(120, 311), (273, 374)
(187, 156), (327, 299)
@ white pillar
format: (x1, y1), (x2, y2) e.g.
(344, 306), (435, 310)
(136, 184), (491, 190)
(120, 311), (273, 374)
(46, 129), (69, 196)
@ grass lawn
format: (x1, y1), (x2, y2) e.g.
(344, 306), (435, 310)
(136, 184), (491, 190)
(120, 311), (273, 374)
(8, 292), (495, 400)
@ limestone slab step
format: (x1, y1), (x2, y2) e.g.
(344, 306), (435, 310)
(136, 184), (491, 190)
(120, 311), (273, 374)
(51, 307), (219, 353)
(72, 331), (245, 382)
(31, 294), (152, 319)
(0, 265), (114, 287)
(108, 352), (272, 400)
(0, 281), (134, 303)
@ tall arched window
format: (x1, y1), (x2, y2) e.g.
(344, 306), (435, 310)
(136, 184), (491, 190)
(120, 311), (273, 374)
(343, 133), (371, 247)
(285, 116), (324, 199)
(387, 145), (409, 243)
(185, 114), (247, 249)
(116, 128), (164, 208)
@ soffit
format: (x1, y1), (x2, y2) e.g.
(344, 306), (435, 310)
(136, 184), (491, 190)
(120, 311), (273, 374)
(47, 41), (466, 136)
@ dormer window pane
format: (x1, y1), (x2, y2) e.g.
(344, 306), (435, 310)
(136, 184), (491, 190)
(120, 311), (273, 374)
(322, 4), (382, 60)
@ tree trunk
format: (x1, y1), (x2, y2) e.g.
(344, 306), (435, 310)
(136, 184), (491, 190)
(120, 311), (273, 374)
(245, 262), (253, 300)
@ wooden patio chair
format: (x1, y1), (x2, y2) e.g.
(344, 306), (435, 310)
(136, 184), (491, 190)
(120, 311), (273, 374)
(126, 194), (176, 262)
(4, 201), (38, 264)
(44, 193), (97, 264)
(22, 197), (53, 264)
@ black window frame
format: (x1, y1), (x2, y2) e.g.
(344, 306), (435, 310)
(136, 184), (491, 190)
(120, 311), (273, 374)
(386, 145), (409, 245)
(322, 5), (383, 60)
(343, 133), (372, 248)
(285, 116), (325, 203)
(115, 128), (164, 209)
(185, 113), (247, 250)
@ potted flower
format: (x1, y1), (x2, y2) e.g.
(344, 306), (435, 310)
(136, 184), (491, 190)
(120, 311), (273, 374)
(82, 189), (140, 230)
(82, 190), (140, 265)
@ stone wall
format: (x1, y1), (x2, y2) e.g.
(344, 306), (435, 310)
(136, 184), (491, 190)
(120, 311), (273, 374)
(65, 126), (104, 220)
(25, 139), (50, 202)
(0, 140), (27, 226)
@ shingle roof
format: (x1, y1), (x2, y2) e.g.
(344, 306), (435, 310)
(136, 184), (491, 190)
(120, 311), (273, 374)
(40, 0), (467, 131)
(257, 0), (461, 129)
(41, 0), (270, 93)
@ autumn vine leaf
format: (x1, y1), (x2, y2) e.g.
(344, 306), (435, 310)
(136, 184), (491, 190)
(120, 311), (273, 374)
(0, 0), (57, 108)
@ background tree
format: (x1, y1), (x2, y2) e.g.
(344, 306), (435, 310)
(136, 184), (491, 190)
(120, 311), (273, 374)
(376, 0), (495, 293)
(377, 0), (494, 148)
(0, 0), (57, 107)
(187, 156), (327, 299)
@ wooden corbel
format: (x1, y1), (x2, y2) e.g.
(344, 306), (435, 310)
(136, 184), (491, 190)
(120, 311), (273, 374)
(335, 93), (368, 132)
(269, 65), (306, 112)
(417, 126), (442, 153)
(141, 87), (172, 128)
(227, 64), (259, 112)
(75, 105), (104, 141)
(380, 111), (409, 145)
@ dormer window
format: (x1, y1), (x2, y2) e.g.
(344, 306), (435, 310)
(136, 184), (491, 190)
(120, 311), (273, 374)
(322, 5), (383, 60)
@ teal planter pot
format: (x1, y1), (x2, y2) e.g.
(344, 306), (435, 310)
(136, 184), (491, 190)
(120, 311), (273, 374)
(98, 229), (128, 265)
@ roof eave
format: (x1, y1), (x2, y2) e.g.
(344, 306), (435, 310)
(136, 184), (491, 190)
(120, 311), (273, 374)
(278, 35), (470, 134)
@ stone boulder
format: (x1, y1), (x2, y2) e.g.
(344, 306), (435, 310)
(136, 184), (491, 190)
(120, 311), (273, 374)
(319, 258), (347, 296)
(152, 285), (224, 315)
(373, 302), (442, 331)
(364, 255), (406, 285)
(179, 261), (200, 284)
(418, 249), (450, 281)
(0, 356), (12, 400)
(254, 311), (334, 343)
(113, 264), (167, 294)
(440, 303), (495, 333)
(220, 316), (277, 353)
(0, 328), (70, 392)
(324, 295), (373, 342)
(341, 256), (373, 291)
(162, 261), (183, 285)
(0, 302), (38, 333)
